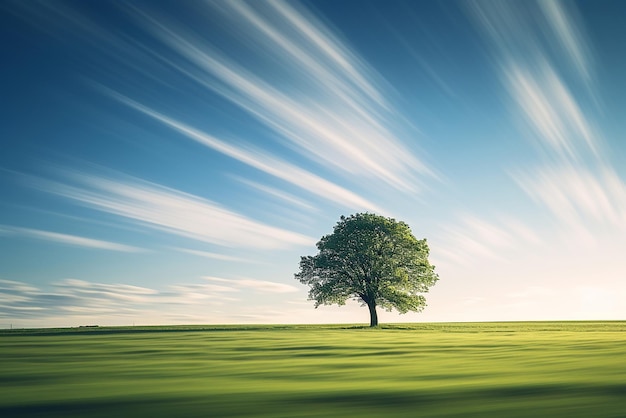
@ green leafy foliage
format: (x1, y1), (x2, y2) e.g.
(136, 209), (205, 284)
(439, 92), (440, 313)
(295, 213), (438, 325)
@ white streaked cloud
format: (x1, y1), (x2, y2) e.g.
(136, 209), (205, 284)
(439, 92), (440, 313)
(167, 282), (240, 302)
(264, 0), (388, 109)
(205, 276), (298, 294)
(0, 279), (39, 295)
(224, 0), (387, 109)
(505, 61), (599, 161)
(470, 0), (591, 83)
(57, 278), (158, 302)
(434, 214), (540, 266)
(10, 0), (436, 204)
(513, 165), (626, 233)
(233, 177), (316, 212)
(469, 0), (625, 241)
(0, 277), (244, 320)
(125, 0), (433, 193)
(538, 0), (591, 83)
(0, 225), (143, 252)
(0, 276), (298, 323)
(469, 0), (599, 162)
(174, 248), (255, 263)
(108, 91), (382, 213)
(33, 170), (314, 250)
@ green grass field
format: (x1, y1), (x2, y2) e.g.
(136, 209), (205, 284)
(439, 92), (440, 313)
(1, 322), (625, 417)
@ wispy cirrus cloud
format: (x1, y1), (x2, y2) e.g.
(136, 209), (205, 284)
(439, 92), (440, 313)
(514, 165), (626, 233)
(233, 177), (317, 212)
(9, 0), (435, 208)
(0, 225), (143, 252)
(173, 248), (247, 262)
(0, 279), (39, 307)
(434, 214), (540, 266)
(106, 91), (382, 213)
(205, 276), (298, 294)
(469, 0), (599, 161)
(504, 60), (599, 161)
(56, 278), (158, 303)
(538, 1), (591, 83)
(31, 170), (314, 250)
(0, 278), (145, 319)
(122, 0), (434, 193)
(0, 276), (295, 323)
(0, 278), (215, 320)
(469, 0), (625, 240)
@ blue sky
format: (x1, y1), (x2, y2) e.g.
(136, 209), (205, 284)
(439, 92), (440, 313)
(1, 0), (625, 327)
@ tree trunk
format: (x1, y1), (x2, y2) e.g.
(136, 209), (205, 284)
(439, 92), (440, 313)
(367, 300), (378, 327)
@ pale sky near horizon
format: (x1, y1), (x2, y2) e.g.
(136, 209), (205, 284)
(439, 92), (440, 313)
(1, 0), (625, 328)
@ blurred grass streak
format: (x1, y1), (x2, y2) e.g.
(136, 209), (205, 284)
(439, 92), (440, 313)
(1, 322), (625, 417)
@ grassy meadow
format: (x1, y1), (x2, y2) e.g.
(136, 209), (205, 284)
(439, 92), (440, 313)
(1, 322), (625, 417)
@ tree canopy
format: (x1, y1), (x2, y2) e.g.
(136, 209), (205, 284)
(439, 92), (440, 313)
(295, 213), (438, 326)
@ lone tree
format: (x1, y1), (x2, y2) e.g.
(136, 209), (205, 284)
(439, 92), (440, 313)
(295, 213), (438, 327)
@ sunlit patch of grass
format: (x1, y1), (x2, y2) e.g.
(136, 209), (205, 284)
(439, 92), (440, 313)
(1, 322), (625, 417)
